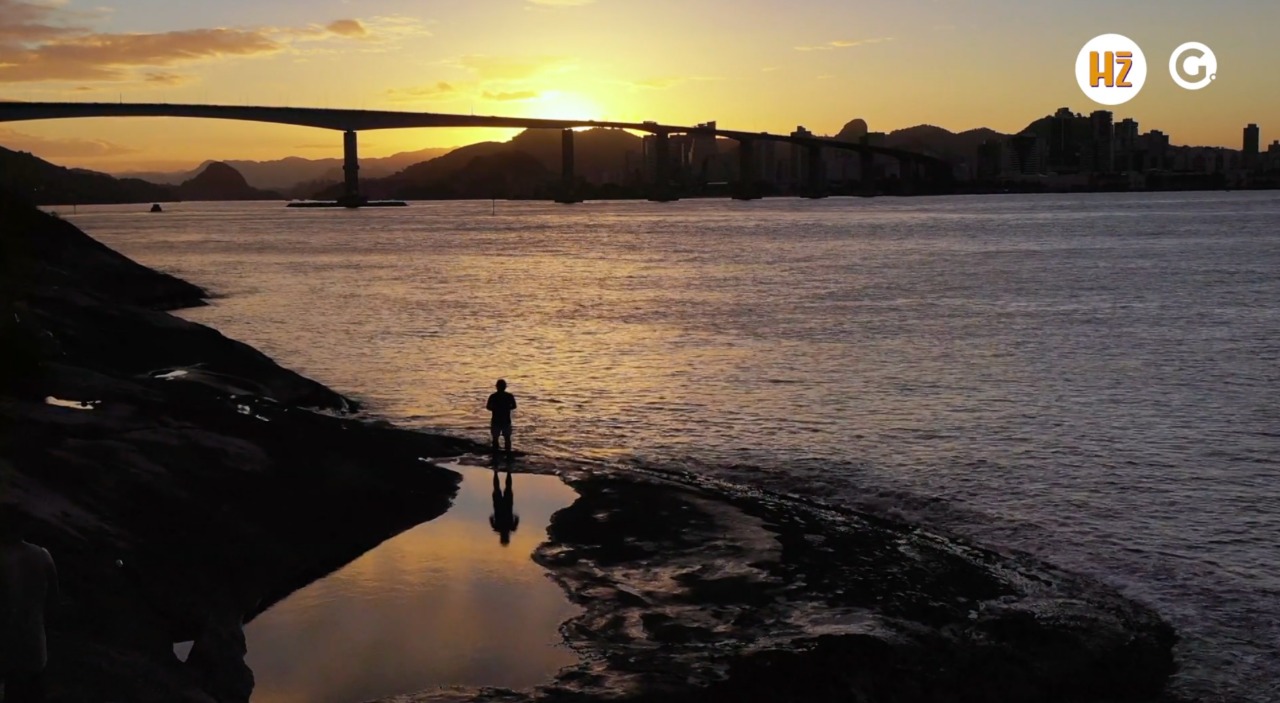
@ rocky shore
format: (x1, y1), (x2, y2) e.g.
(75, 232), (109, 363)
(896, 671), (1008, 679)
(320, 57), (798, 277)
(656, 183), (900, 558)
(1, 189), (1179, 702)
(0, 190), (477, 702)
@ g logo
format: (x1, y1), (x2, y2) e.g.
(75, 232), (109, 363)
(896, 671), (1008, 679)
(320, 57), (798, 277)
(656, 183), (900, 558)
(1169, 42), (1217, 90)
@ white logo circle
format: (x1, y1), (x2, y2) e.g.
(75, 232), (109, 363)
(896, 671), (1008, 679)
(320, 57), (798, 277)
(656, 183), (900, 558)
(1075, 34), (1147, 106)
(1169, 42), (1217, 90)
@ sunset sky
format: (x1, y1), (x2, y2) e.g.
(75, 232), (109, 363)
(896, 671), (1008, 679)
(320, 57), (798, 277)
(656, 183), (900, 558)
(1, 0), (1277, 171)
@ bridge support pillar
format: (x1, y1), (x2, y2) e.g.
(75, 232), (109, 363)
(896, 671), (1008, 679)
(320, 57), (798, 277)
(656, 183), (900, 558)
(555, 129), (583, 204)
(732, 139), (761, 200)
(340, 130), (365, 208)
(804, 144), (827, 199)
(860, 151), (876, 196)
(647, 132), (678, 202)
(898, 158), (917, 195)
(926, 161), (953, 193)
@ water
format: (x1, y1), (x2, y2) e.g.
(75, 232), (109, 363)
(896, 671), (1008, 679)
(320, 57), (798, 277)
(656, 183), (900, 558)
(66, 194), (1280, 703)
(243, 464), (580, 702)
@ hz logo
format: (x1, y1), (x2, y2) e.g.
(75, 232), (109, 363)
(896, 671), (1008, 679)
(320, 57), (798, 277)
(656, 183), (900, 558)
(1076, 34), (1147, 105)
(1090, 50), (1134, 88)
(1169, 42), (1217, 90)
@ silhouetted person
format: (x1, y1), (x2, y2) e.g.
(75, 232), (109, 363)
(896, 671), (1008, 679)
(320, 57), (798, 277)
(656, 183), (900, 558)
(486, 379), (517, 455)
(0, 509), (58, 703)
(489, 468), (519, 546)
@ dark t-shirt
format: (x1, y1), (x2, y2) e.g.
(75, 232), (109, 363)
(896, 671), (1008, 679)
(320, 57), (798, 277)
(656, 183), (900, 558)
(486, 391), (517, 426)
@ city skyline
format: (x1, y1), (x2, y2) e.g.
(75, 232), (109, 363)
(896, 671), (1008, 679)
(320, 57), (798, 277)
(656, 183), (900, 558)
(1, 0), (1277, 170)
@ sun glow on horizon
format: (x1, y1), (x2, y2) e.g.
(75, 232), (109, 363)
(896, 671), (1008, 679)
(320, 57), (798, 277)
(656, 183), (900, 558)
(522, 91), (604, 122)
(1, 0), (1276, 170)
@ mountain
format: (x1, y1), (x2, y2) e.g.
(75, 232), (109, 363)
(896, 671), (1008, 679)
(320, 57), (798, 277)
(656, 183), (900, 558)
(177, 162), (281, 201)
(0, 145), (173, 205)
(883, 125), (1009, 165)
(505, 128), (643, 180)
(835, 118), (870, 142)
(322, 127), (644, 200)
(399, 150), (553, 199)
(117, 146), (455, 191)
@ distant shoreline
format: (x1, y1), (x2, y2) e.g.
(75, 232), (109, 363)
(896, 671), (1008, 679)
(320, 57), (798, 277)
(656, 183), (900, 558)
(33, 185), (1280, 212)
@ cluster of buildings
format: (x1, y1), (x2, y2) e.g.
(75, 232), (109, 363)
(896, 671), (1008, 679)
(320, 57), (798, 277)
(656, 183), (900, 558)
(615, 120), (894, 193)
(978, 108), (1277, 188)
(562, 110), (1277, 194)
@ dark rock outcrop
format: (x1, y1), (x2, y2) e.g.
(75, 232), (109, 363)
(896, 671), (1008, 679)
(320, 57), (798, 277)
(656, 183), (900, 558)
(0, 189), (480, 702)
(390, 458), (1180, 703)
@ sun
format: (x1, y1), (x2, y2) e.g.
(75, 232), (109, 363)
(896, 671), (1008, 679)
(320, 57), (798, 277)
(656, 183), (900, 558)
(527, 91), (604, 121)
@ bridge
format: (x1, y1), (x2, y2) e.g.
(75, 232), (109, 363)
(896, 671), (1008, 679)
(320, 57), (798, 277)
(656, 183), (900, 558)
(0, 102), (951, 206)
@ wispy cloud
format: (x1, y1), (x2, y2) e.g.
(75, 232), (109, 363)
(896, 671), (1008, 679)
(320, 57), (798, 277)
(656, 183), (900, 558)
(388, 53), (571, 106)
(0, 126), (137, 157)
(794, 37), (893, 51)
(0, 1), (404, 83)
(325, 19), (367, 37)
(482, 89), (539, 101)
(621, 75), (721, 90)
(453, 54), (575, 81)
(142, 71), (189, 86)
(0, 28), (284, 82)
(386, 81), (461, 103)
(526, 0), (595, 6)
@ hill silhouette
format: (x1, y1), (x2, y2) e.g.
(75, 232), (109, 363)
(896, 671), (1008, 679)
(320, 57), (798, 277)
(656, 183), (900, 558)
(118, 146), (454, 192)
(177, 162), (281, 201)
(882, 124), (1008, 165)
(326, 127), (644, 200)
(0, 145), (172, 205)
(835, 118), (870, 142)
(396, 151), (553, 199)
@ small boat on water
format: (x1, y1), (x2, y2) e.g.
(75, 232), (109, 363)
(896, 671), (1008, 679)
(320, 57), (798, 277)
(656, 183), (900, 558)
(149, 203), (163, 212)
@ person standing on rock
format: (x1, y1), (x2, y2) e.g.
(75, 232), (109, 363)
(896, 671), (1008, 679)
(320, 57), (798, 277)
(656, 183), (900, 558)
(0, 509), (59, 703)
(486, 379), (517, 455)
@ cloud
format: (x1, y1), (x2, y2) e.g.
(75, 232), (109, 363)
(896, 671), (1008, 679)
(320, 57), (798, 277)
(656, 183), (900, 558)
(0, 1), (394, 83)
(0, 28), (283, 82)
(325, 19), (367, 37)
(482, 89), (538, 101)
(386, 81), (461, 103)
(761, 66), (781, 72)
(526, 0), (595, 5)
(622, 75), (720, 90)
(142, 71), (188, 85)
(794, 37), (893, 51)
(0, 126), (137, 157)
(0, 0), (79, 43)
(454, 54), (573, 81)
(388, 53), (571, 105)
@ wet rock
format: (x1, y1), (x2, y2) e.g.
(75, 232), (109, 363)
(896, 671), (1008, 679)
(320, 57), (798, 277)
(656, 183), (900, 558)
(391, 468), (1177, 703)
(185, 605), (254, 703)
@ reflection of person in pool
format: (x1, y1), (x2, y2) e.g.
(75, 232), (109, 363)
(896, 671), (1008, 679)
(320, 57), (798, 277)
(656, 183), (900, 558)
(489, 467), (520, 546)
(485, 379), (517, 455)
(0, 507), (59, 703)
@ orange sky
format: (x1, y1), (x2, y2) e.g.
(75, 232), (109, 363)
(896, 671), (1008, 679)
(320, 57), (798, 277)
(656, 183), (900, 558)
(1, 0), (1277, 171)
